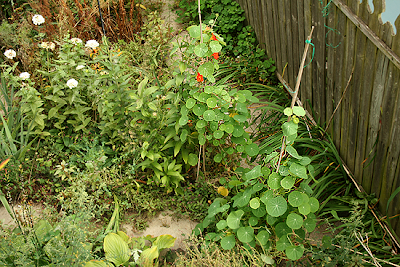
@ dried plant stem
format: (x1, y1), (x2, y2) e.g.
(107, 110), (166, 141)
(198, 0), (203, 43)
(276, 26), (314, 172)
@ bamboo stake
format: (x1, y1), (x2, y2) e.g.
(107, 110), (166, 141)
(276, 26), (314, 172)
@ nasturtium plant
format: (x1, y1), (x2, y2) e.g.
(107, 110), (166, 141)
(195, 104), (320, 262)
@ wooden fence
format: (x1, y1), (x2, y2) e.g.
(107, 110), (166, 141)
(235, 0), (400, 238)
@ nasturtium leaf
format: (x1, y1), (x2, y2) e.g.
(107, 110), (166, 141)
(198, 134), (206, 145)
(226, 147), (235, 154)
(193, 104), (206, 116)
(301, 193), (310, 203)
(260, 190), (274, 205)
(282, 120), (298, 137)
(213, 130), (224, 139)
(256, 230), (270, 246)
(210, 121), (218, 131)
(181, 106), (189, 115)
(194, 43), (209, 57)
(286, 213), (303, 230)
(214, 109), (224, 121)
(203, 110), (216, 121)
(250, 198), (260, 209)
(308, 197), (320, 213)
(188, 153), (198, 166)
(227, 210), (244, 229)
(266, 196), (287, 217)
(196, 120), (207, 129)
(221, 234), (236, 250)
(261, 166), (271, 177)
(236, 145), (245, 153)
(217, 220), (228, 230)
(245, 143), (259, 157)
(303, 217), (316, 232)
(214, 153), (222, 163)
(286, 146), (302, 159)
(293, 106), (306, 116)
(252, 182), (264, 193)
(180, 129), (188, 143)
(281, 176), (295, 189)
(249, 217), (258, 226)
(236, 93), (246, 103)
(236, 102), (248, 113)
(224, 123), (234, 133)
(244, 165), (262, 180)
(187, 25), (201, 38)
(233, 114), (247, 122)
(276, 235), (291, 252)
(288, 191), (304, 207)
(234, 189), (251, 207)
(279, 165), (290, 176)
(178, 115), (188, 126)
(300, 181), (313, 195)
(232, 126), (244, 137)
(237, 226), (254, 243)
(298, 202), (311, 215)
(219, 124), (226, 131)
(268, 173), (282, 190)
(285, 245), (305, 261)
(275, 222), (291, 237)
(290, 163), (308, 179)
(260, 254), (274, 264)
(295, 228), (306, 240)
(198, 62), (215, 81)
(299, 156), (311, 166)
(283, 107), (293, 116)
(198, 92), (210, 103)
(209, 40), (222, 53)
(266, 214), (277, 226)
(206, 97), (217, 108)
(252, 204), (266, 217)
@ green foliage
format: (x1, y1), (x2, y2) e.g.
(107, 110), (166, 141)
(195, 105), (319, 262)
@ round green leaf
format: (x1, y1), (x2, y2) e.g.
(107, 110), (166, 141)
(245, 143), (259, 157)
(227, 210), (244, 229)
(219, 124), (226, 131)
(226, 147), (235, 154)
(260, 190), (274, 205)
(293, 106), (306, 116)
(289, 163), (308, 179)
(283, 107), (293, 116)
(303, 217), (316, 232)
(179, 115), (188, 126)
(288, 191), (304, 207)
(266, 214), (278, 226)
(298, 202), (311, 215)
(188, 153), (198, 166)
(237, 226), (254, 243)
(213, 130), (224, 139)
(206, 97), (218, 108)
(233, 114), (247, 122)
(285, 245), (305, 261)
(203, 110), (216, 121)
(216, 220), (228, 230)
(193, 104), (206, 116)
(252, 203), (267, 218)
(286, 213), (303, 230)
(276, 235), (290, 252)
(282, 121), (298, 137)
(266, 196), (287, 217)
(308, 197), (320, 213)
(198, 62), (215, 81)
(186, 98), (196, 109)
(198, 134), (206, 145)
(248, 217), (258, 226)
(236, 145), (245, 153)
(214, 153), (222, 163)
(281, 176), (295, 189)
(181, 106), (189, 115)
(198, 92), (209, 103)
(275, 222), (291, 237)
(232, 126), (244, 137)
(301, 193), (310, 203)
(252, 182), (264, 193)
(268, 173), (282, 190)
(180, 129), (188, 143)
(221, 234), (236, 250)
(209, 40), (222, 53)
(194, 43), (209, 57)
(224, 123), (234, 133)
(196, 120), (207, 129)
(249, 198), (260, 209)
(256, 230), (270, 246)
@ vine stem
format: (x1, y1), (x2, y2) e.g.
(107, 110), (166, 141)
(276, 26), (314, 173)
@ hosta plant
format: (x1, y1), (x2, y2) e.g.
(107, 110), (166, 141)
(194, 106), (320, 262)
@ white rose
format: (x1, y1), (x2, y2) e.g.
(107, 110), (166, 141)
(32, 14), (45, 25)
(19, 72), (30, 80)
(4, 49), (16, 59)
(85, 40), (99, 50)
(66, 78), (78, 89)
(70, 38), (82, 45)
(76, 65), (85, 70)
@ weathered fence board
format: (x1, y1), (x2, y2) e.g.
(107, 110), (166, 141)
(235, 0), (400, 238)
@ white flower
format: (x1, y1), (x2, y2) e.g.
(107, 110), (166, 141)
(32, 14), (45, 25)
(49, 42), (55, 50)
(76, 65), (85, 70)
(70, 38), (82, 45)
(19, 72), (30, 80)
(66, 78), (78, 89)
(39, 42), (49, 49)
(85, 40), (99, 50)
(4, 49), (16, 59)
(152, 112), (157, 117)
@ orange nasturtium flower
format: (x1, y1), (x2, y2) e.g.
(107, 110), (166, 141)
(211, 33), (217, 41)
(212, 52), (219, 60)
(196, 72), (204, 82)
